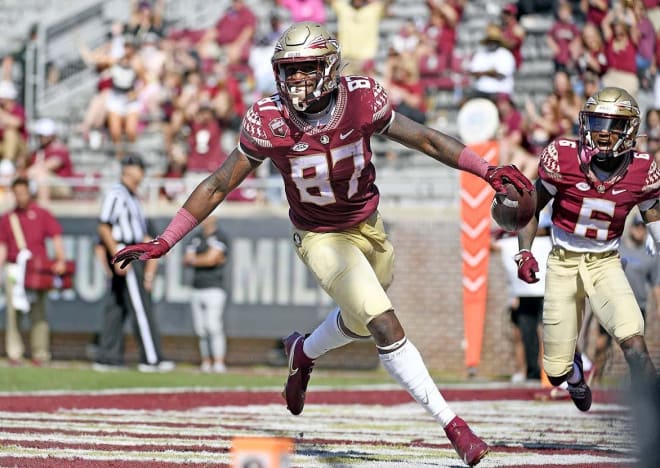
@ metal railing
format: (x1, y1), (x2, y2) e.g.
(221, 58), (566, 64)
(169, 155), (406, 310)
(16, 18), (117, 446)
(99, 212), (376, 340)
(25, 1), (106, 121)
(0, 168), (460, 212)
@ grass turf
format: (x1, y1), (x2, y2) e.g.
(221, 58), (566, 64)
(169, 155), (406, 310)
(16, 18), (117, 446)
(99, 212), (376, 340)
(0, 361), (398, 392)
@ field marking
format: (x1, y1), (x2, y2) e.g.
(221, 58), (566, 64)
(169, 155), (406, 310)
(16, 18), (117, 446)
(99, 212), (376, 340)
(0, 391), (636, 467)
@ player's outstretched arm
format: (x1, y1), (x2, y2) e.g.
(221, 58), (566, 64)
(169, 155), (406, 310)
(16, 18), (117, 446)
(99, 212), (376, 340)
(113, 149), (259, 268)
(382, 112), (534, 194)
(514, 179), (552, 283)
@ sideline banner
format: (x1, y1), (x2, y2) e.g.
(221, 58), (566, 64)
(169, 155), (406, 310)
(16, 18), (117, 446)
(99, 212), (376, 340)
(460, 141), (499, 370)
(0, 216), (332, 338)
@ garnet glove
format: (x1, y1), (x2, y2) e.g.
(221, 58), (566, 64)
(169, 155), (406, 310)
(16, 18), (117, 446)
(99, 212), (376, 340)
(514, 249), (539, 283)
(485, 165), (534, 194)
(112, 238), (171, 269)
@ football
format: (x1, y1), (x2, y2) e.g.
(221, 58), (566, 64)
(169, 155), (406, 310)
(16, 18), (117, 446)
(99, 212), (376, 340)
(490, 183), (537, 232)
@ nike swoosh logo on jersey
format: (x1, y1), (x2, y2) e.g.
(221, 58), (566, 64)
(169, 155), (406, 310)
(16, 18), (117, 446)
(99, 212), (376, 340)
(612, 189), (627, 195)
(339, 129), (355, 139)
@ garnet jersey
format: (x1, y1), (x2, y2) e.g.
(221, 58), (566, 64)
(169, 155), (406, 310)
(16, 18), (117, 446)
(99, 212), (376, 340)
(538, 138), (660, 252)
(187, 119), (225, 173)
(30, 141), (75, 177)
(239, 76), (393, 232)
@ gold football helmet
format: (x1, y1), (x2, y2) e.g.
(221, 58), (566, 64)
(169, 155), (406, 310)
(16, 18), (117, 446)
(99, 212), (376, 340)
(578, 87), (640, 165)
(271, 22), (341, 112)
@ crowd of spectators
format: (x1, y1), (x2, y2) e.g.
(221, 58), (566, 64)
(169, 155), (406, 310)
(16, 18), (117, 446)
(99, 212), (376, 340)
(2, 0), (660, 204)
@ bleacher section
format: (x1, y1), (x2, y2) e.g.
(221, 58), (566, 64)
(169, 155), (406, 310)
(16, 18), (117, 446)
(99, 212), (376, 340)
(0, 0), (565, 206)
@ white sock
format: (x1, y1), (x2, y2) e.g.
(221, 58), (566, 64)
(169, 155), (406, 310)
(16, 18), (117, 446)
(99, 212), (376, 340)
(581, 353), (593, 372)
(379, 338), (456, 427)
(303, 307), (354, 359)
(567, 361), (582, 385)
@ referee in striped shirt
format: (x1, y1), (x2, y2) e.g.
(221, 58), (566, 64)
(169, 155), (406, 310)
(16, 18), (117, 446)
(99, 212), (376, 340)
(94, 154), (173, 372)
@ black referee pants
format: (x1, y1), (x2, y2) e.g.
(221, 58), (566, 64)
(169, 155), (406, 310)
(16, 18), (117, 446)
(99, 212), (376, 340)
(96, 261), (164, 365)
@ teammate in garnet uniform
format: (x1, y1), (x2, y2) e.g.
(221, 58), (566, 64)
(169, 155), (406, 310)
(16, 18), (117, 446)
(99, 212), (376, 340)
(113, 22), (534, 466)
(515, 87), (659, 412)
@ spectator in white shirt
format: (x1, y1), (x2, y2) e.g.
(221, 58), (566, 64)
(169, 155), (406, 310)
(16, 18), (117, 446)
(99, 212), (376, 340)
(467, 24), (516, 99)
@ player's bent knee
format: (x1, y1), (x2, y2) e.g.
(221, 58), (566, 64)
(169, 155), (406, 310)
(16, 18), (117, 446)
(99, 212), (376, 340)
(338, 313), (371, 339)
(340, 313), (371, 338)
(620, 334), (645, 351)
(612, 323), (644, 344)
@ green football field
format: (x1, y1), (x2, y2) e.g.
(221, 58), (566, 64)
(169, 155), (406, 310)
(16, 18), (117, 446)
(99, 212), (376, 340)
(0, 360), (405, 392)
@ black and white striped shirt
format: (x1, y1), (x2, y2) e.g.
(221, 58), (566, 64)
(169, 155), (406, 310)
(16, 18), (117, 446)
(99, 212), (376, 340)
(99, 183), (147, 245)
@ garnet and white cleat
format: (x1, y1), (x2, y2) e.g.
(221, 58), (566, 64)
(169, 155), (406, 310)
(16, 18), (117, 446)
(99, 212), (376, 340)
(282, 332), (315, 415)
(444, 416), (490, 466)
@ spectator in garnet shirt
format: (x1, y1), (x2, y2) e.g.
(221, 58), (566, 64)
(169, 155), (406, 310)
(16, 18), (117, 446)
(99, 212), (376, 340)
(202, 62), (245, 133)
(424, 0), (463, 63)
(633, 1), (655, 89)
(26, 118), (75, 202)
(186, 103), (226, 174)
(199, 0), (256, 75)
(547, 1), (581, 73)
(494, 93), (524, 169)
(500, 3), (526, 70)
(601, 5), (640, 97)
(581, 0), (609, 27)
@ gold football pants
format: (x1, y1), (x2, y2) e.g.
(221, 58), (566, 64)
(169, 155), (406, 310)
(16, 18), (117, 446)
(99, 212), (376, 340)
(292, 212), (395, 336)
(543, 247), (644, 377)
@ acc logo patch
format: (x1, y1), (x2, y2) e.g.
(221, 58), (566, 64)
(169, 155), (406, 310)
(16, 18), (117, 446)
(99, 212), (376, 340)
(269, 118), (289, 138)
(293, 232), (302, 247)
(575, 182), (590, 191)
(292, 142), (309, 152)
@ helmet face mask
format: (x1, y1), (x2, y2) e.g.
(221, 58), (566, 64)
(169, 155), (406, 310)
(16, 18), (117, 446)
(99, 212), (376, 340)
(578, 87), (640, 168)
(272, 22), (341, 112)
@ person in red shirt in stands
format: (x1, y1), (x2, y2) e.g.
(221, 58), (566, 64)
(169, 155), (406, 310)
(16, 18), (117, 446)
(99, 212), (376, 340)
(423, 0), (462, 67)
(601, 5), (640, 97)
(203, 62), (245, 132)
(582, 0), (608, 27)
(27, 118), (75, 203)
(199, 0), (256, 77)
(500, 3), (525, 70)
(547, 1), (581, 73)
(495, 93), (524, 169)
(187, 103), (226, 174)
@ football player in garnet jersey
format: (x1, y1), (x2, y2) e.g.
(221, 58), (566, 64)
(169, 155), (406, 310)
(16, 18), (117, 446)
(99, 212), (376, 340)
(515, 87), (659, 412)
(114, 22), (533, 466)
